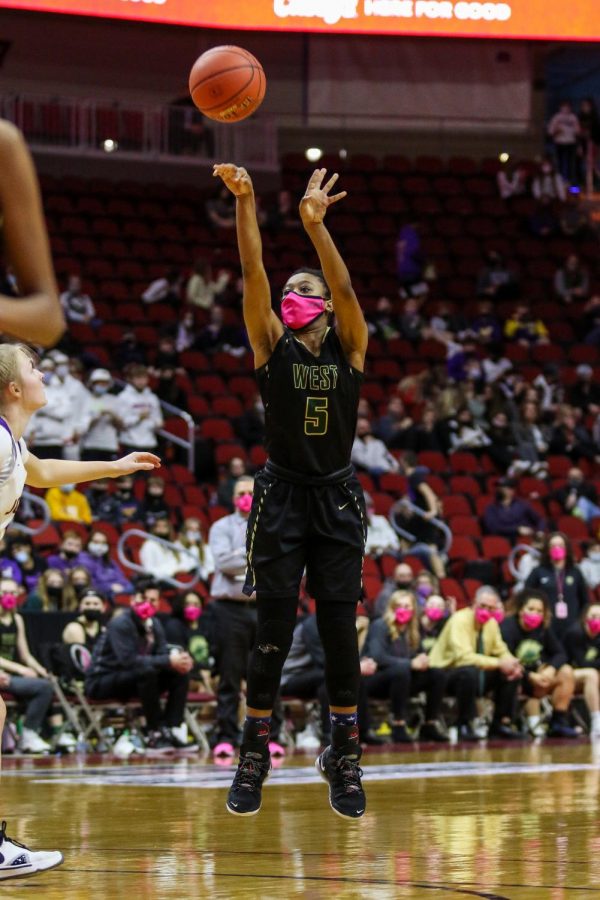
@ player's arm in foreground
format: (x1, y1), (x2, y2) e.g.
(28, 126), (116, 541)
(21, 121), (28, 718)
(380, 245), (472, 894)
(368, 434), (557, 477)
(0, 121), (65, 346)
(213, 164), (283, 367)
(25, 451), (160, 489)
(299, 169), (368, 372)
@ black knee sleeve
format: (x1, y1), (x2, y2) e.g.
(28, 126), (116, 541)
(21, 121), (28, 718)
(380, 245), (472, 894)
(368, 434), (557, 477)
(316, 603), (360, 708)
(246, 595), (298, 710)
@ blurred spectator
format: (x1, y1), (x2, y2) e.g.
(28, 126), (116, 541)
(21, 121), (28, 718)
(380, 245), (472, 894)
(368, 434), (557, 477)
(531, 156), (567, 202)
(497, 161), (527, 199)
(175, 517), (214, 583)
(85, 581), (192, 750)
(368, 296), (401, 341)
(49, 351), (93, 459)
(418, 593), (451, 654)
(67, 566), (93, 603)
(396, 222), (426, 295)
(5, 535), (47, 593)
(169, 97), (215, 156)
(155, 365), (187, 409)
(164, 591), (215, 691)
(554, 254), (589, 305)
(195, 306), (246, 355)
(266, 189), (300, 233)
(363, 589), (447, 743)
(217, 457), (248, 511)
(45, 482), (92, 524)
(564, 601), (600, 737)
(139, 519), (193, 583)
(429, 300), (467, 337)
(47, 531), (85, 574)
(409, 405), (448, 454)
(60, 274), (97, 325)
(414, 570), (440, 606)
(23, 568), (76, 612)
(525, 532), (589, 641)
(374, 561), (415, 617)
(114, 331), (146, 369)
(529, 196), (559, 238)
(86, 478), (122, 525)
(399, 297), (427, 343)
(482, 476), (544, 540)
(0, 539), (22, 585)
(80, 369), (122, 461)
(205, 185), (236, 229)
(280, 612), (330, 745)
(579, 542), (600, 590)
(152, 335), (180, 373)
(396, 452), (446, 578)
(113, 475), (142, 523)
(138, 476), (171, 528)
(25, 356), (71, 458)
(0, 576), (55, 754)
(476, 251), (518, 300)
(569, 364), (600, 415)
(513, 532), (545, 589)
(578, 97), (600, 185)
(501, 588), (578, 738)
(62, 589), (107, 656)
(142, 269), (182, 305)
(448, 406), (491, 453)
(429, 585), (523, 739)
(118, 364), (163, 453)
(547, 101), (580, 183)
(504, 303), (549, 346)
(175, 309), (196, 353)
(510, 400), (548, 478)
(550, 467), (600, 523)
(549, 405), (598, 463)
(470, 300), (503, 346)
(351, 417), (400, 477)
(235, 394), (265, 451)
(364, 492), (401, 558)
(186, 258), (230, 310)
(78, 530), (133, 598)
(560, 192), (589, 237)
(583, 296), (600, 347)
(374, 397), (413, 450)
(533, 363), (563, 412)
(486, 410), (514, 474)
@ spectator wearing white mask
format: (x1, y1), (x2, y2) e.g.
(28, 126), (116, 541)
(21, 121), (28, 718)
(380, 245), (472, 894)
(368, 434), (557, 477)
(580, 542), (600, 591)
(49, 350), (92, 459)
(81, 369), (122, 461)
(117, 364), (163, 452)
(25, 357), (71, 458)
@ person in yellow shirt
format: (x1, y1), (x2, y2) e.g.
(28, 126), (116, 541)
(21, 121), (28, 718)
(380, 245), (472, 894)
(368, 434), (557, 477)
(44, 483), (92, 524)
(430, 586), (524, 740)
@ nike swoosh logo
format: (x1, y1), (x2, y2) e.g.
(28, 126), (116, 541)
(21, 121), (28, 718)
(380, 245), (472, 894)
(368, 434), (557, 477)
(338, 503), (350, 510)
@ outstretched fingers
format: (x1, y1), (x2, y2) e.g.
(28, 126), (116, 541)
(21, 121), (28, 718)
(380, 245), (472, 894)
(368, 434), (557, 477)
(327, 190), (347, 206)
(322, 172), (339, 194)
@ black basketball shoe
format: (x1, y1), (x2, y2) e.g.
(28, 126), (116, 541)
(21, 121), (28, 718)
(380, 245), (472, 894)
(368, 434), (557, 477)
(316, 743), (366, 819)
(226, 743), (272, 816)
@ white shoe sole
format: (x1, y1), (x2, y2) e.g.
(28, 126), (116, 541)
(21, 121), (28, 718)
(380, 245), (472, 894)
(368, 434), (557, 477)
(225, 769), (270, 817)
(315, 752), (365, 821)
(0, 852), (64, 880)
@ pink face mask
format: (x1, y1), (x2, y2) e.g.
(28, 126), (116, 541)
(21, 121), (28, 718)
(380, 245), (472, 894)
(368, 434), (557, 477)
(550, 545), (566, 562)
(475, 607), (492, 626)
(0, 593), (17, 611)
(133, 600), (155, 621)
(281, 291), (326, 331)
(425, 606), (444, 622)
(235, 494), (253, 514)
(395, 607), (413, 625)
(587, 618), (600, 636)
(184, 606), (202, 622)
(492, 609), (505, 624)
(522, 611), (544, 630)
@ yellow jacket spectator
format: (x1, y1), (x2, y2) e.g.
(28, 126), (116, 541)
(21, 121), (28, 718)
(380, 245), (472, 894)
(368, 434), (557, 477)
(45, 484), (92, 524)
(430, 606), (513, 670)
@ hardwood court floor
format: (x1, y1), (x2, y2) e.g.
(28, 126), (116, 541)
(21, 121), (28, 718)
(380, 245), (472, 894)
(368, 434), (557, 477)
(3, 740), (600, 899)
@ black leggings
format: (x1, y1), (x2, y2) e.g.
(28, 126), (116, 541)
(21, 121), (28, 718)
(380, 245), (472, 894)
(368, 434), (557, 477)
(246, 594), (360, 712)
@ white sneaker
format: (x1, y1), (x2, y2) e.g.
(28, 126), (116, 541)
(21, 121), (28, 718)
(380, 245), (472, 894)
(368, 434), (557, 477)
(527, 715), (546, 738)
(170, 723), (188, 747)
(55, 731), (77, 751)
(472, 717), (489, 739)
(295, 726), (321, 751)
(0, 821), (63, 880)
(590, 721), (600, 739)
(19, 729), (51, 754)
(112, 733), (136, 758)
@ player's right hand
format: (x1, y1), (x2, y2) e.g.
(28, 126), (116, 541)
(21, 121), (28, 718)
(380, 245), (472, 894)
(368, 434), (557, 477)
(213, 163), (253, 197)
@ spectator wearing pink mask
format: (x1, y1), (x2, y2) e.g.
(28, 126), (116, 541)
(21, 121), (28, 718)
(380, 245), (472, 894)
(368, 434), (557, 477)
(501, 589), (577, 738)
(429, 586), (523, 739)
(565, 603), (600, 738)
(84, 577), (193, 750)
(164, 590), (215, 694)
(362, 589), (448, 743)
(525, 532), (589, 643)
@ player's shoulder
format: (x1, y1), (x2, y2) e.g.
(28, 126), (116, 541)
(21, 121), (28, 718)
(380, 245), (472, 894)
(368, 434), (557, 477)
(0, 120), (24, 153)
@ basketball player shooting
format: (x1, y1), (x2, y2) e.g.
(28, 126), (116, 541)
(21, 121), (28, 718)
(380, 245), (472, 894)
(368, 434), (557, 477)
(0, 119), (159, 880)
(213, 163), (369, 819)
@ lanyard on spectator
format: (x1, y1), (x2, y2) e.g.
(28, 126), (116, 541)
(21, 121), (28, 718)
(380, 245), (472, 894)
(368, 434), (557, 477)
(554, 568), (566, 602)
(476, 628), (485, 696)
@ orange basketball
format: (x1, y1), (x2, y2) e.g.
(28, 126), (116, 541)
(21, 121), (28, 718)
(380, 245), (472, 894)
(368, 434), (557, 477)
(189, 46), (266, 124)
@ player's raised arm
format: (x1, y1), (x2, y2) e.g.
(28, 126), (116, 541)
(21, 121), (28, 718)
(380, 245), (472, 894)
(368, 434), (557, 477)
(213, 164), (282, 367)
(299, 169), (368, 372)
(0, 121), (65, 346)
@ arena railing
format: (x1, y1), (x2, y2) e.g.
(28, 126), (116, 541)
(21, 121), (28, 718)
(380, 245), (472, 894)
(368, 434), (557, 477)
(508, 543), (541, 580)
(388, 497), (452, 556)
(9, 490), (51, 537)
(0, 94), (278, 170)
(117, 528), (204, 590)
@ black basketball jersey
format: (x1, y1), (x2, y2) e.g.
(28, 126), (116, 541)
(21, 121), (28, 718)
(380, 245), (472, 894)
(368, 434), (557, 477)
(256, 328), (363, 476)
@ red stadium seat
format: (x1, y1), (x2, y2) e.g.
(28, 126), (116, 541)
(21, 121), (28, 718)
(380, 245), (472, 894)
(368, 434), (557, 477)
(443, 495), (473, 517)
(449, 516), (482, 538)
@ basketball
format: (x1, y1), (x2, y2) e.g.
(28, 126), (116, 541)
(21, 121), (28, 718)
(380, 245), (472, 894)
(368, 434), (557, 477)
(189, 46), (266, 123)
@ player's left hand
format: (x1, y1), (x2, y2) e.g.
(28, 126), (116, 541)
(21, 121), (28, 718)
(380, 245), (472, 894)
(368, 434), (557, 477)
(112, 452), (161, 476)
(299, 169), (347, 225)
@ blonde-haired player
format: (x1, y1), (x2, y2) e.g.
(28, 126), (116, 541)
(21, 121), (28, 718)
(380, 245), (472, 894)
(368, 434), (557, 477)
(0, 120), (158, 880)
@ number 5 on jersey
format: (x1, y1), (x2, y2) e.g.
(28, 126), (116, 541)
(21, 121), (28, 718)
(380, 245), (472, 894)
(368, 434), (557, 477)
(304, 397), (328, 436)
